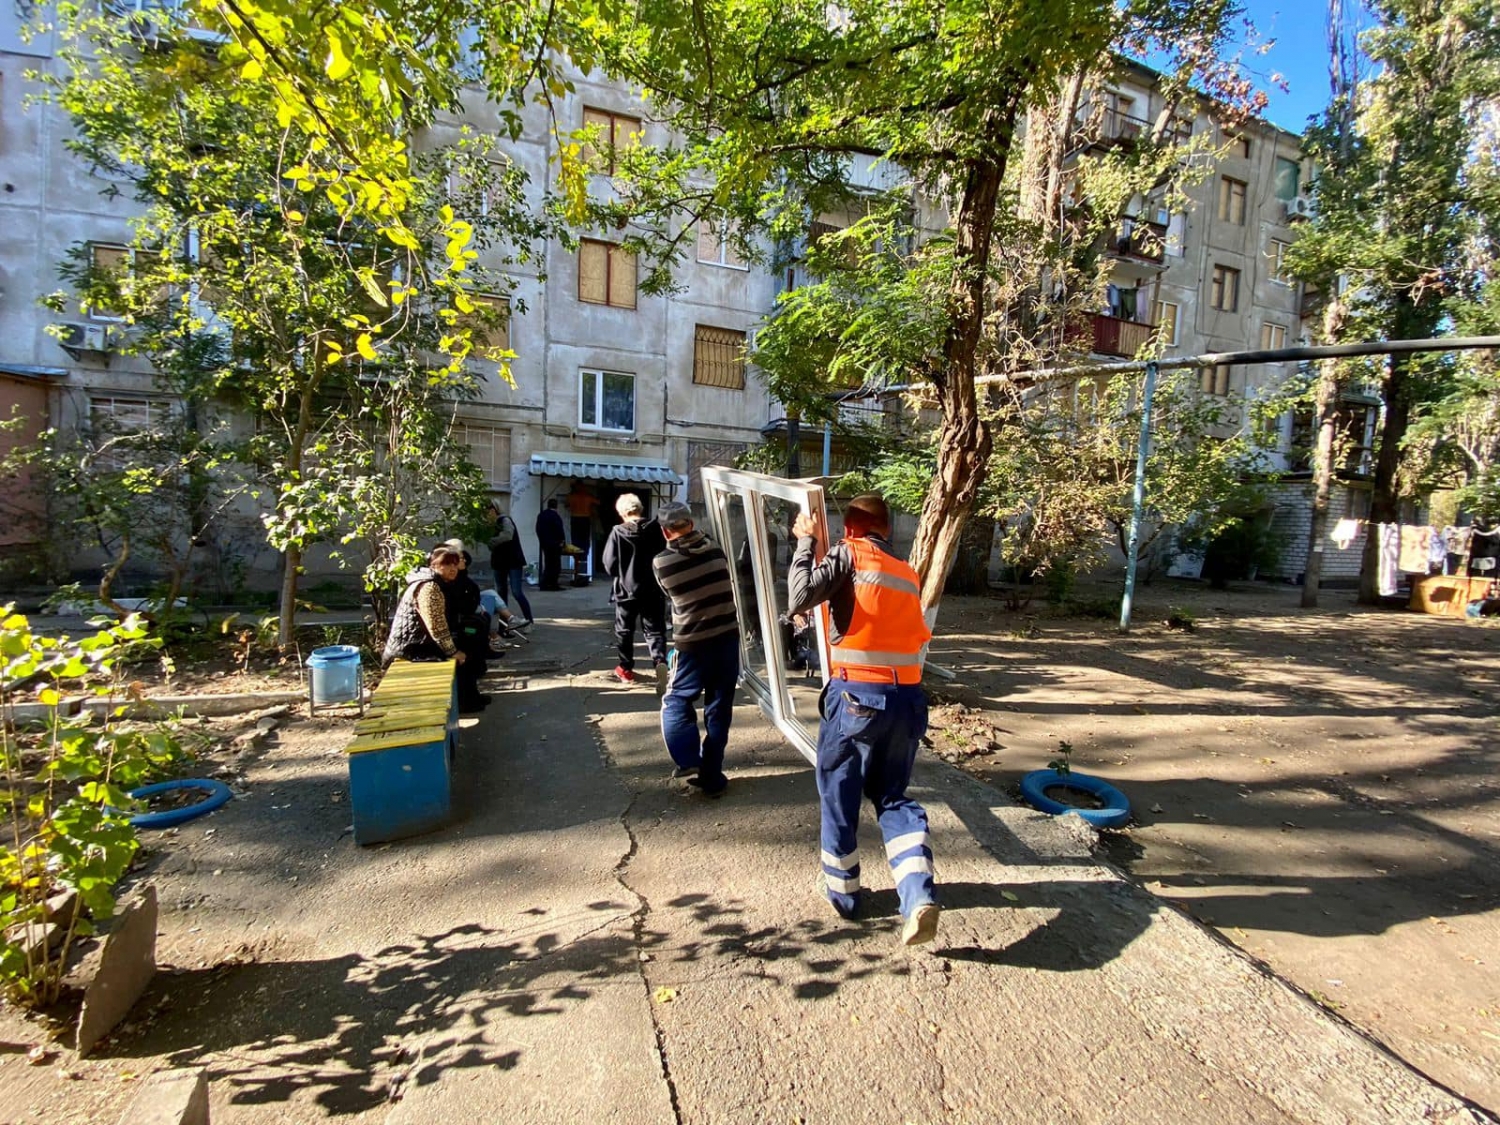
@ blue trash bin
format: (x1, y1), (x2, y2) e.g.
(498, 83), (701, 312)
(308, 644), (362, 712)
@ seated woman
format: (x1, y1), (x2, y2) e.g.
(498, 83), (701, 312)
(382, 545), (489, 712)
(444, 541), (528, 652)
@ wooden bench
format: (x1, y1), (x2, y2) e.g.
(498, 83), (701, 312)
(343, 659), (458, 845)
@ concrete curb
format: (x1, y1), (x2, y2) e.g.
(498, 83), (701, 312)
(80, 691), (315, 719)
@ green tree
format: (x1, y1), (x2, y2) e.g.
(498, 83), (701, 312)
(1291, 0), (1500, 603)
(39, 4), (539, 644)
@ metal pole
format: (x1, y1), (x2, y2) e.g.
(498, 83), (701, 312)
(1119, 361), (1159, 633)
(821, 422), (832, 477)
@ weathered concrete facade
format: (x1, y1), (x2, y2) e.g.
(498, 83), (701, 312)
(2, 8), (1336, 594)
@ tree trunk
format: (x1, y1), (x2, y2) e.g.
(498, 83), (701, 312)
(1301, 359), (1342, 607)
(1357, 296), (1425, 604)
(277, 370), (322, 650)
(909, 106), (1018, 610)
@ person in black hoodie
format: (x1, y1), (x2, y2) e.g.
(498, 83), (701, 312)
(601, 493), (669, 689)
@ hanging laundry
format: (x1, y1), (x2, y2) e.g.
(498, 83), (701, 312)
(1378, 523), (1400, 596)
(1331, 518), (1359, 549)
(1398, 524), (1437, 574)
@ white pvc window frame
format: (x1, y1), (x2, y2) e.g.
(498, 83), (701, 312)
(700, 466), (831, 763)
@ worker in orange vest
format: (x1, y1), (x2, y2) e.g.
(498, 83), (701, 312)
(788, 493), (939, 947)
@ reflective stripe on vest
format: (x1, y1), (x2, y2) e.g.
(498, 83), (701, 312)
(828, 537), (932, 679)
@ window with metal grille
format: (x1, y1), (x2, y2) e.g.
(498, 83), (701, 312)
(693, 325), (747, 390)
(454, 423), (512, 489)
(578, 239), (637, 308)
(1209, 264), (1241, 311)
(581, 107), (642, 175)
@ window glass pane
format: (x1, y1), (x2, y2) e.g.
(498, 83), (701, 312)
(580, 370), (598, 426)
(579, 241), (608, 303)
(1275, 157), (1300, 201)
(607, 246), (637, 308)
(717, 492), (769, 691)
(602, 371), (634, 430)
(758, 494), (823, 730)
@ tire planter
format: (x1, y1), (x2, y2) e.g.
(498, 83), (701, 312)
(1020, 769), (1131, 829)
(123, 779), (233, 830)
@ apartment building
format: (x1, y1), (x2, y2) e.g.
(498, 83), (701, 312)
(1086, 62), (1372, 582)
(1, 6), (1339, 592)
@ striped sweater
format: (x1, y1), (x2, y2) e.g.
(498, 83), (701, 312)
(652, 529), (739, 649)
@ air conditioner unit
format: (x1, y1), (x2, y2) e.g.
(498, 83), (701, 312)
(57, 322), (114, 360)
(1284, 196), (1315, 222)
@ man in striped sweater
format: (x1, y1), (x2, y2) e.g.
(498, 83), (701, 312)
(652, 501), (740, 797)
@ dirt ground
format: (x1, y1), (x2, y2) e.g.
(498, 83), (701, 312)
(1, 582), (1496, 1121)
(926, 579), (1500, 1113)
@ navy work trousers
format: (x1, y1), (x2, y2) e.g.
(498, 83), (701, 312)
(815, 680), (935, 919)
(660, 634), (739, 787)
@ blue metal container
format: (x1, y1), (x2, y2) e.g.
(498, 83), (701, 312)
(308, 644), (362, 706)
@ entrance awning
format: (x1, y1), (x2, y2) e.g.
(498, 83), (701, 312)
(529, 451), (684, 486)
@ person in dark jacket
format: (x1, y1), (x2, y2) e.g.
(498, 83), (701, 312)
(653, 501), (740, 797)
(601, 493), (669, 688)
(536, 498), (567, 590)
(487, 502), (534, 624)
(382, 546), (489, 712)
(438, 542), (492, 686)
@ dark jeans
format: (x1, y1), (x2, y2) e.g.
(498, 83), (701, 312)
(660, 633), (739, 787)
(539, 544), (563, 589)
(451, 616), (490, 703)
(614, 598), (667, 671)
(499, 566), (534, 621)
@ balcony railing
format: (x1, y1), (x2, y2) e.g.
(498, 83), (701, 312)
(1088, 108), (1150, 148)
(1092, 313), (1157, 358)
(1109, 220), (1168, 264)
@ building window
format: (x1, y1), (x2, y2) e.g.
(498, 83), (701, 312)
(455, 423), (512, 489)
(1217, 177), (1247, 225)
(1274, 157), (1301, 202)
(581, 107), (642, 175)
(1260, 322), (1288, 351)
(693, 325), (747, 390)
(87, 243), (164, 320)
(1209, 264), (1241, 311)
(578, 239), (637, 308)
(469, 293), (511, 353)
(1165, 213), (1187, 257)
(1267, 238), (1293, 284)
(1169, 116), (1194, 145)
(580, 369), (635, 432)
(697, 220), (748, 269)
(1232, 134), (1251, 159)
(88, 397), (172, 469)
(1152, 300), (1179, 346)
(1201, 365), (1232, 397)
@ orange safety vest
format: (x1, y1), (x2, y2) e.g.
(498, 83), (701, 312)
(827, 537), (932, 685)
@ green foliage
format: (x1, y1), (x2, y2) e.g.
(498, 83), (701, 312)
(1166, 607), (1197, 631)
(0, 608), (184, 1007)
(1048, 740), (1075, 777)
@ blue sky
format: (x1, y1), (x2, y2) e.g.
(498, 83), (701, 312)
(1236, 0), (1361, 134)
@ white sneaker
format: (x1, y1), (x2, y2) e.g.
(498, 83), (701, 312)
(654, 662), (671, 697)
(900, 903), (941, 947)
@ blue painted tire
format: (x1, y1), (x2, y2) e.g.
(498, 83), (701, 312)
(1020, 769), (1131, 829)
(125, 779), (233, 829)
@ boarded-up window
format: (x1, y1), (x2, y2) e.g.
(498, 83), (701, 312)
(88, 244), (166, 317)
(1260, 322), (1288, 350)
(455, 423), (512, 489)
(579, 239), (636, 308)
(1152, 300), (1179, 346)
(1217, 176), (1247, 225)
(470, 293), (511, 353)
(581, 106), (642, 174)
(696, 219), (748, 269)
(693, 325), (747, 390)
(1200, 365), (1233, 397)
(1209, 264), (1240, 311)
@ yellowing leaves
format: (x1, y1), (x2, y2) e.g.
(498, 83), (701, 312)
(355, 333), (378, 361)
(324, 29), (353, 82)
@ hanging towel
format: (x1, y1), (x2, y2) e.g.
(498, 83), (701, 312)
(1379, 523), (1400, 596)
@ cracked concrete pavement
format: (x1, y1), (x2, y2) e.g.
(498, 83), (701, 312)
(3, 582), (1488, 1123)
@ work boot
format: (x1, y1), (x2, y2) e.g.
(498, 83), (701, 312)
(900, 903), (941, 947)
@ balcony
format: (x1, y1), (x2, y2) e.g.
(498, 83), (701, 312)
(1082, 108), (1151, 150)
(1108, 219), (1168, 265)
(1091, 313), (1157, 358)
